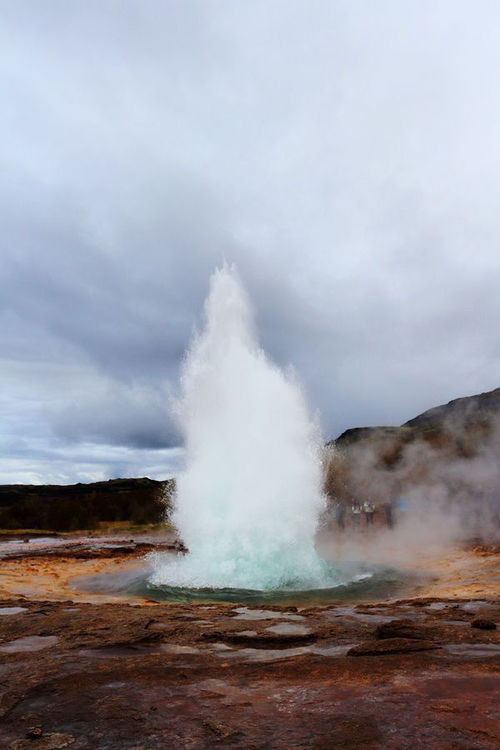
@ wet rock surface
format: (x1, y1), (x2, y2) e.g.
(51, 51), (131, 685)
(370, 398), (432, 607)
(0, 539), (499, 748)
(0, 536), (180, 561)
(374, 618), (442, 640)
(348, 636), (440, 655)
(471, 617), (497, 630)
(0, 593), (499, 748)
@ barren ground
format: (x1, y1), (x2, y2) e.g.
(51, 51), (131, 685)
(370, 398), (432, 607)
(0, 533), (498, 749)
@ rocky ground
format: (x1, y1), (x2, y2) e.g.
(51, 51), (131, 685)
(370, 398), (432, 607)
(0, 536), (499, 749)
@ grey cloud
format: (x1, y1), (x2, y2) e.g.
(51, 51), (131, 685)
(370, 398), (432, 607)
(1, 1), (500, 481)
(50, 381), (179, 449)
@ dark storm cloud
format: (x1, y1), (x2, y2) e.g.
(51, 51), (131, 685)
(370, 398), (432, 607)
(1, 1), (500, 481)
(51, 381), (179, 449)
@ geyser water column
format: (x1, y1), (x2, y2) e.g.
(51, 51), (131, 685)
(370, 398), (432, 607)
(151, 265), (334, 591)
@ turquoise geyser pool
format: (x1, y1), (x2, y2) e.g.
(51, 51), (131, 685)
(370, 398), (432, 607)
(75, 559), (410, 606)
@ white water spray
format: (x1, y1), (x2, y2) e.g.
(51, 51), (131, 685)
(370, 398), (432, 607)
(151, 265), (334, 590)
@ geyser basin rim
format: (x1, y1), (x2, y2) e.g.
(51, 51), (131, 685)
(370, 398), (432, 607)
(75, 561), (409, 605)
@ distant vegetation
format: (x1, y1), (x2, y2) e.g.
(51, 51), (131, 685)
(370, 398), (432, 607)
(0, 477), (174, 532)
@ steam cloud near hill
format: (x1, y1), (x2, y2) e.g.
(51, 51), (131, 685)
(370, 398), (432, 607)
(324, 409), (500, 552)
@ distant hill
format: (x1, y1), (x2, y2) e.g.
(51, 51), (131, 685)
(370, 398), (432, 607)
(330, 386), (500, 465)
(0, 477), (174, 532)
(325, 387), (500, 521)
(404, 386), (500, 430)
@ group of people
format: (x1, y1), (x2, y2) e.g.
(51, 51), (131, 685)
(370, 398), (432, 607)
(331, 497), (404, 531)
(350, 500), (375, 526)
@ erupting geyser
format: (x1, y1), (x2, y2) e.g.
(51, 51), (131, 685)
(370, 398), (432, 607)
(151, 265), (336, 591)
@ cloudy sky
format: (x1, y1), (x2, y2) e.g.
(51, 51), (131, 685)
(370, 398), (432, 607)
(2, 1), (500, 483)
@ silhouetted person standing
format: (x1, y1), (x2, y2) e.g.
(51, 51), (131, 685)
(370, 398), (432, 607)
(363, 501), (375, 526)
(336, 503), (346, 531)
(383, 500), (394, 528)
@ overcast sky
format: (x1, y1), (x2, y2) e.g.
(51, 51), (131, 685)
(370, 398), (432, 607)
(2, 1), (500, 483)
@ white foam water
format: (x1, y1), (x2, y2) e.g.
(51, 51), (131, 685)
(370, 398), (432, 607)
(150, 265), (335, 590)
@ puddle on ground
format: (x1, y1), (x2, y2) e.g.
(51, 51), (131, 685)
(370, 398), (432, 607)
(327, 605), (367, 617)
(325, 605), (393, 624)
(395, 606), (426, 619)
(79, 645), (160, 658)
(197, 678), (237, 693)
(426, 602), (450, 611)
(443, 643), (500, 658)
(347, 613), (393, 624)
(311, 644), (354, 656)
(461, 600), (494, 612)
(215, 642), (354, 663)
(217, 646), (311, 662)
(160, 644), (200, 655)
(0, 635), (59, 653)
(265, 622), (311, 636)
(0, 537), (59, 548)
(0, 607), (27, 616)
(232, 607), (305, 621)
(195, 678), (255, 705)
(82, 642), (204, 658)
(103, 681), (128, 689)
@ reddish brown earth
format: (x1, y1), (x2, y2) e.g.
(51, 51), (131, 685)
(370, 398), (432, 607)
(0, 538), (499, 749)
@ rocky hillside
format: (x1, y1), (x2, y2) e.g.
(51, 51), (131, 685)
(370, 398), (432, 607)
(330, 387), (500, 466)
(0, 477), (174, 531)
(404, 387), (500, 430)
(325, 387), (500, 519)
